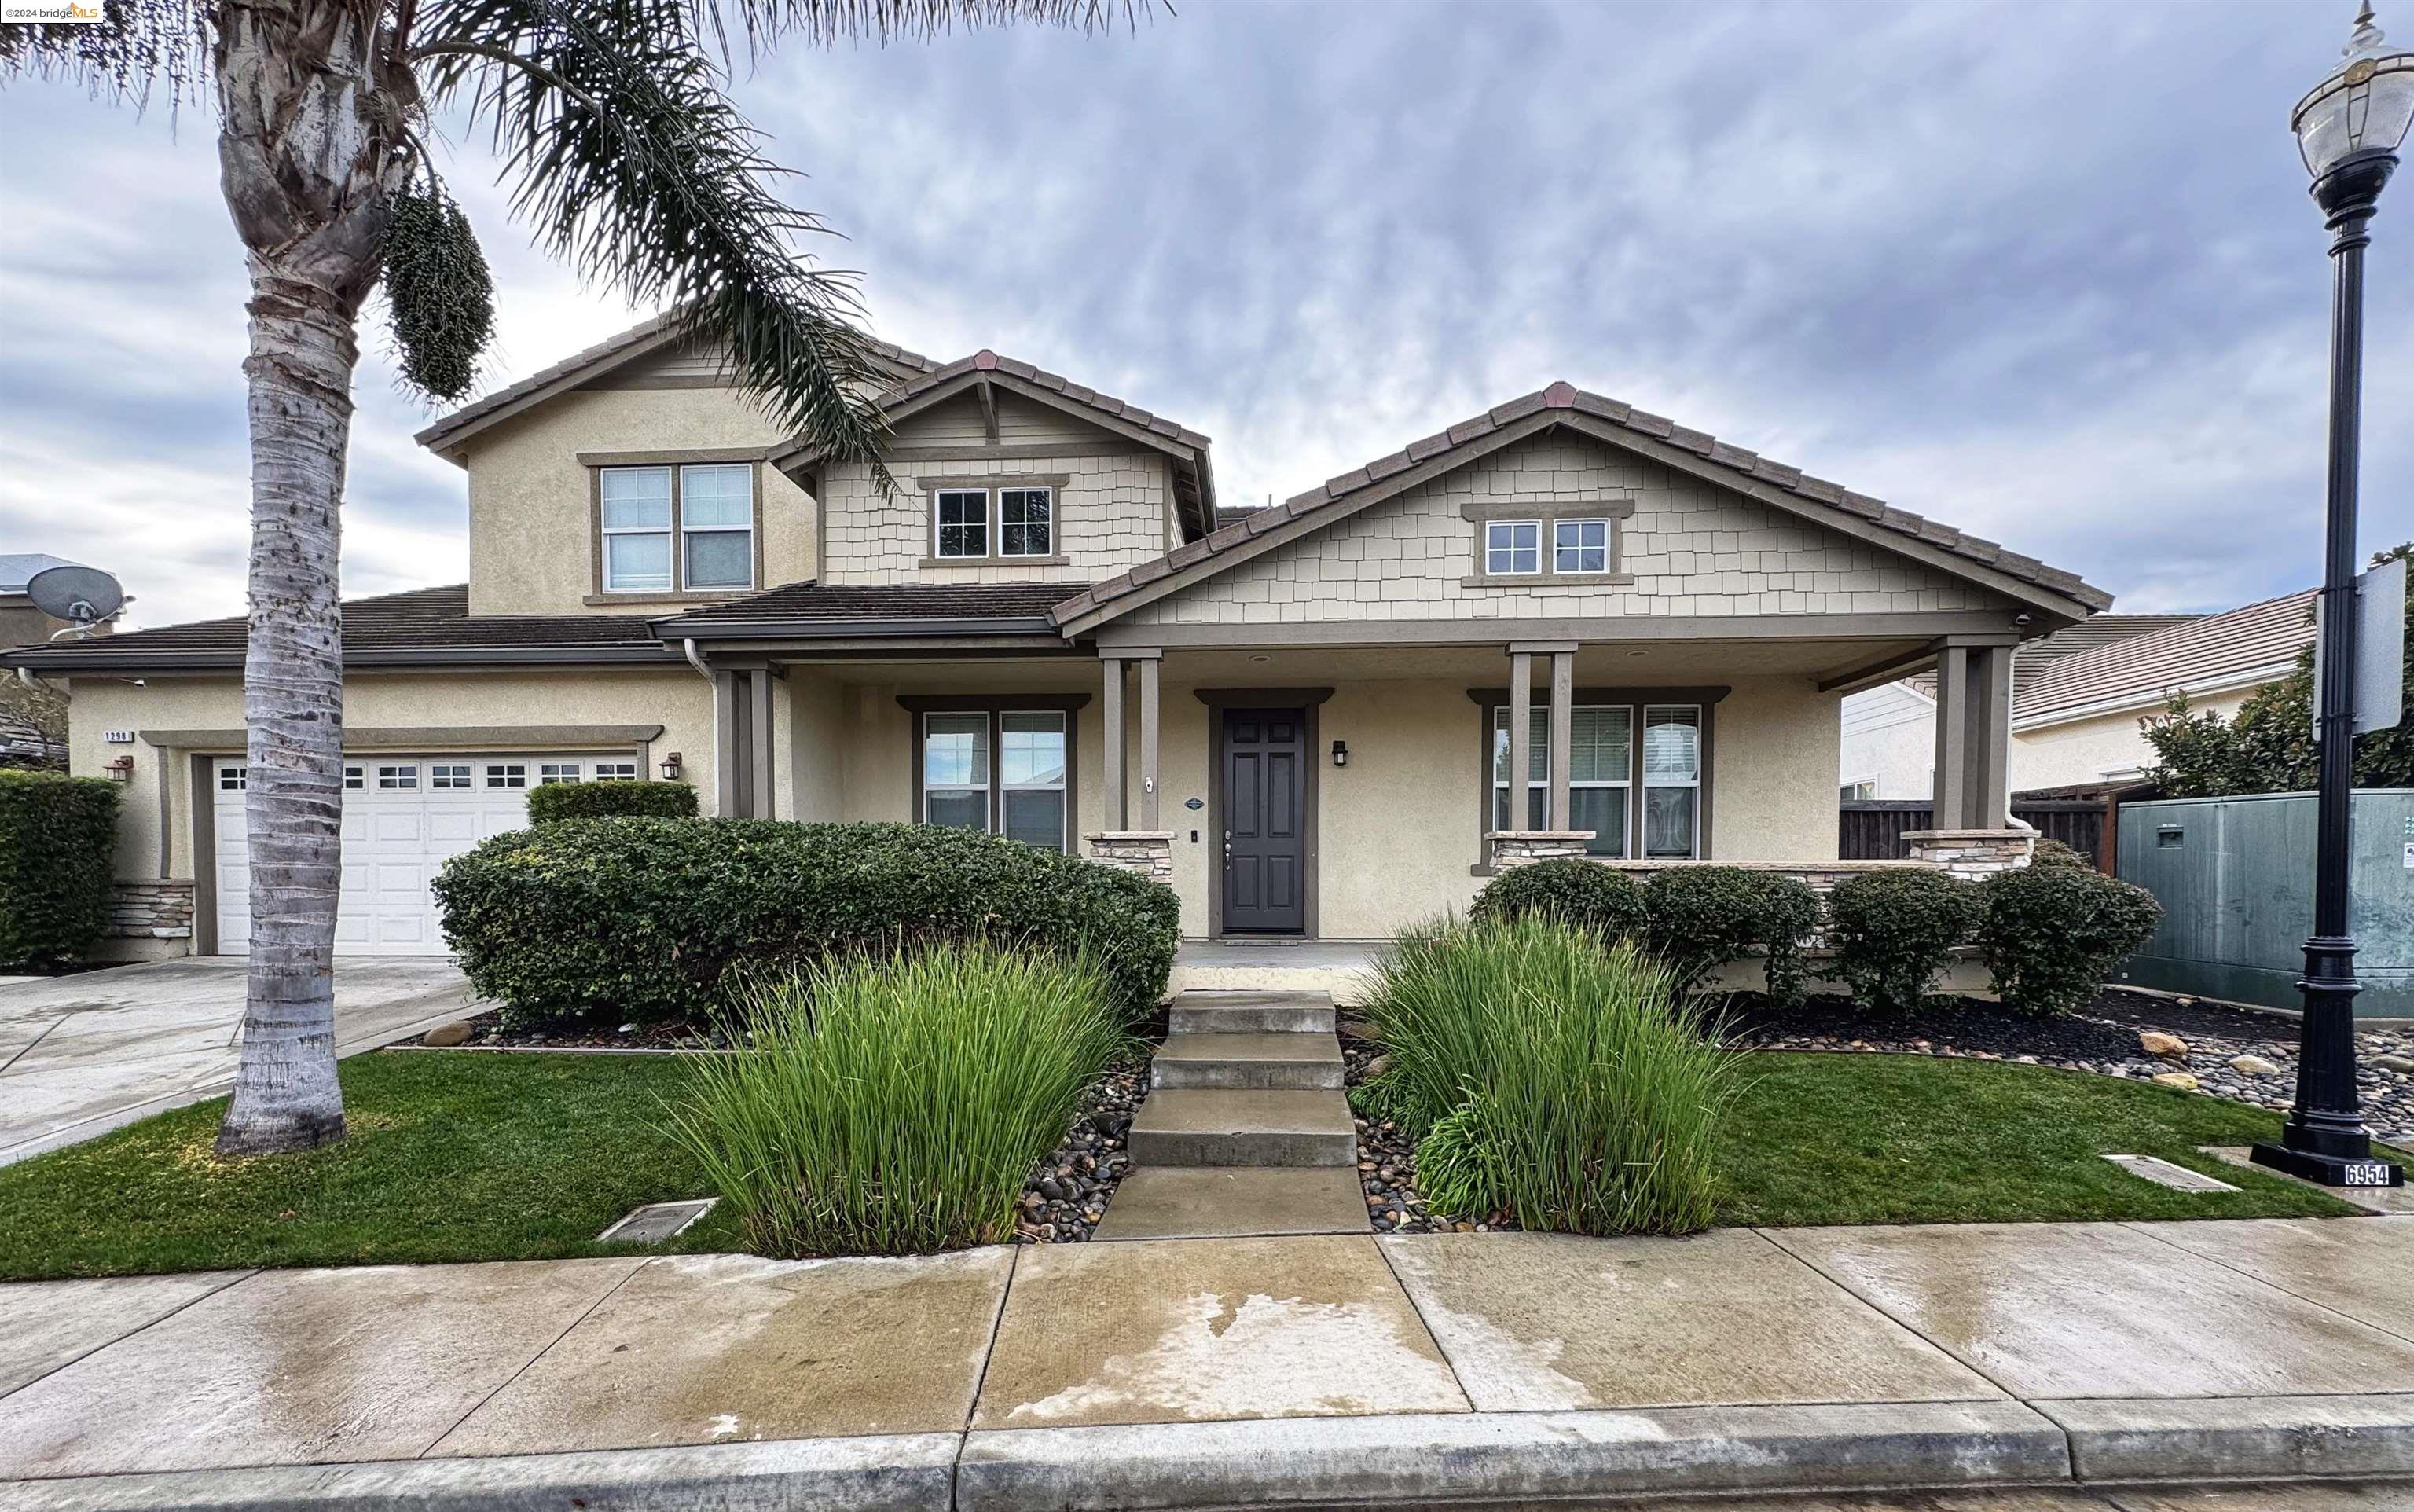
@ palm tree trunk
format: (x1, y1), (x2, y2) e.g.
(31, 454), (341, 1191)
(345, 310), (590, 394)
(210, 0), (410, 1157)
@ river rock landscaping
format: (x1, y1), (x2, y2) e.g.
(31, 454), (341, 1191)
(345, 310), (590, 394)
(1012, 1053), (1143, 1243)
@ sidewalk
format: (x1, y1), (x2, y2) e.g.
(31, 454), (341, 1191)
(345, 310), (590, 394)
(3, 1218), (2413, 1509)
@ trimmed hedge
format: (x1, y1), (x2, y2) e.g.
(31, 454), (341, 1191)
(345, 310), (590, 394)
(0, 770), (122, 968)
(1469, 860), (1646, 941)
(1977, 864), (2163, 1015)
(1827, 868), (1977, 1011)
(525, 780), (698, 823)
(433, 819), (1179, 1026)
(1752, 873), (1822, 1009)
(2029, 837), (2093, 871)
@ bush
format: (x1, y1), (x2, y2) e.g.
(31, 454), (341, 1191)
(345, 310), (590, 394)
(666, 943), (1125, 1257)
(1642, 864), (1816, 1001)
(1364, 914), (1735, 1235)
(434, 820), (1179, 1026)
(0, 770), (121, 968)
(1977, 864), (2163, 1015)
(2029, 837), (2093, 870)
(1827, 868), (1978, 1012)
(524, 780), (697, 823)
(1470, 859), (1645, 941)
(1753, 873), (1822, 1009)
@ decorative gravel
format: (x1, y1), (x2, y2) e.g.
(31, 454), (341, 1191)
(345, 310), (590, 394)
(445, 1011), (719, 1050)
(1011, 1055), (1144, 1244)
(1341, 1022), (1514, 1235)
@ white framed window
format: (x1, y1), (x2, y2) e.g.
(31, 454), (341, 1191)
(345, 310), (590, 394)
(999, 487), (1054, 558)
(1491, 705), (1631, 857)
(1642, 706), (1702, 858)
(600, 466), (674, 593)
(218, 765), (248, 792)
(485, 763), (528, 790)
(343, 765), (364, 791)
(922, 712), (990, 830)
(1840, 778), (1878, 802)
(1554, 518), (1610, 574)
(1485, 520), (1542, 575)
(377, 764), (419, 791)
(593, 761), (638, 780)
(538, 763), (582, 785)
(999, 711), (1068, 851)
(680, 464), (754, 589)
(431, 763), (473, 791)
(934, 490), (989, 559)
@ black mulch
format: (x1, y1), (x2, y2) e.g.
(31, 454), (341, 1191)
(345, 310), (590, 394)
(1718, 993), (2144, 1062)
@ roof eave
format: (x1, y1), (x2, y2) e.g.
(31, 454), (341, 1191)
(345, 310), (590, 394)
(654, 615), (1062, 643)
(2, 644), (681, 673)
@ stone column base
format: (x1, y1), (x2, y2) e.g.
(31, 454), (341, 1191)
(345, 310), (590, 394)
(1486, 831), (1598, 868)
(1085, 831), (1175, 885)
(109, 879), (195, 941)
(1902, 828), (2034, 882)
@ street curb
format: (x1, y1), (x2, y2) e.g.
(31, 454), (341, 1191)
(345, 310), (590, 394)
(2040, 1392), (2414, 1484)
(956, 1400), (2071, 1510)
(0, 1433), (959, 1512)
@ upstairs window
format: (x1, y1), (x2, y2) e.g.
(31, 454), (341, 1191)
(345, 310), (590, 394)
(934, 490), (989, 559)
(1000, 487), (1054, 558)
(600, 464), (754, 594)
(1485, 520), (1541, 575)
(1554, 519), (1610, 574)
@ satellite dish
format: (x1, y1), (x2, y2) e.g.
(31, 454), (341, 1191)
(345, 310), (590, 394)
(25, 565), (126, 628)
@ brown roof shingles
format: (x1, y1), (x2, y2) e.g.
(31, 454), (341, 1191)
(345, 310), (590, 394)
(659, 581), (1075, 626)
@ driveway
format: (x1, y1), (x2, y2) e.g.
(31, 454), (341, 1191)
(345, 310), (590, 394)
(0, 958), (485, 1165)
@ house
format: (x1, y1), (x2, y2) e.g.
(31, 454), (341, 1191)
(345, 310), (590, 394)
(1837, 594), (2314, 800)
(0, 554), (115, 649)
(6, 317), (2111, 958)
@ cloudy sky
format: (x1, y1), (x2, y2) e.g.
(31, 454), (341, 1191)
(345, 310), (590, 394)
(2, 0), (2407, 629)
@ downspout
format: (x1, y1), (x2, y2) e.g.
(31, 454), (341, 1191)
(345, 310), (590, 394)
(17, 667), (59, 700)
(684, 639), (720, 813)
(681, 639), (712, 681)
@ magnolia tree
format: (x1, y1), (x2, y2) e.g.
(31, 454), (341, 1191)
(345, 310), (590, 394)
(2, 0), (1142, 1155)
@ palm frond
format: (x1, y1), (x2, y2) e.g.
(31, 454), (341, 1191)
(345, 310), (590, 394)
(416, 0), (894, 470)
(0, 0), (211, 108)
(706, 0), (1149, 56)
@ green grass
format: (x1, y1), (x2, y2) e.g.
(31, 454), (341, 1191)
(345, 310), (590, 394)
(1716, 1051), (2397, 1226)
(2, 1040), (2400, 1281)
(0, 1050), (740, 1281)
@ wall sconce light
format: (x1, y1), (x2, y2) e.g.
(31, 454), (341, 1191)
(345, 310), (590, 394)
(658, 751), (684, 781)
(1330, 740), (1349, 769)
(103, 755), (134, 783)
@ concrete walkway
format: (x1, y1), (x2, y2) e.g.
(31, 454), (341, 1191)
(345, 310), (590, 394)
(5, 1217), (2414, 1509)
(0, 958), (485, 1165)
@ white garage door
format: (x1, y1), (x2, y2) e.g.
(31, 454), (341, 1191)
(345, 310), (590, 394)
(211, 754), (638, 956)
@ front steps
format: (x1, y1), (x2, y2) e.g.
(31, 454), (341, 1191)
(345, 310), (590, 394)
(1095, 991), (1367, 1241)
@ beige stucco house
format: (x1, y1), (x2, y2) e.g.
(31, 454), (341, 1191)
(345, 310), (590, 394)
(10, 317), (2112, 958)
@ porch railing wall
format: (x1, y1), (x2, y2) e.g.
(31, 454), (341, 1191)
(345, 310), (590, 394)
(1839, 798), (2108, 867)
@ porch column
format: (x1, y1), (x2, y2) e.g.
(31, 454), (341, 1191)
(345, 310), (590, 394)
(1521, 643), (1576, 831)
(712, 670), (743, 818)
(1088, 649), (1170, 886)
(1135, 652), (1162, 828)
(1507, 650), (1533, 833)
(749, 670), (776, 820)
(1100, 656), (1127, 829)
(1931, 640), (2015, 829)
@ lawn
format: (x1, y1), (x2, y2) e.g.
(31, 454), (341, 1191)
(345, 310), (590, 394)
(0, 1046), (2393, 1279)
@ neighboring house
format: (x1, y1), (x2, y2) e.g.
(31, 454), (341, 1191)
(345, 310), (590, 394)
(0, 553), (115, 649)
(5, 317), (2109, 957)
(1837, 596), (2313, 798)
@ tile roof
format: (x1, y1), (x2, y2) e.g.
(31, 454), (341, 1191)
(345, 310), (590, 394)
(1907, 614), (2202, 699)
(881, 349), (1210, 451)
(413, 312), (941, 453)
(2, 585), (669, 668)
(1053, 380), (2115, 629)
(2012, 589), (2316, 725)
(660, 581), (1075, 627)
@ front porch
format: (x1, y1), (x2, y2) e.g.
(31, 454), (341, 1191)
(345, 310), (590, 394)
(697, 624), (2035, 943)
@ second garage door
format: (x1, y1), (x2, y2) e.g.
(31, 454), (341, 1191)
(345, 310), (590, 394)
(211, 754), (639, 956)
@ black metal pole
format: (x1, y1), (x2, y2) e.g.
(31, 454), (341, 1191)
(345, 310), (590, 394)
(2254, 145), (2404, 1189)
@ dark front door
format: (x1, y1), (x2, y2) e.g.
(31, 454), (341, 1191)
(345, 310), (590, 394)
(1221, 706), (1308, 934)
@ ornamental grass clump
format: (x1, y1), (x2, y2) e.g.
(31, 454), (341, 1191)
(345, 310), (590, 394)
(665, 941), (1125, 1258)
(1363, 913), (1736, 1236)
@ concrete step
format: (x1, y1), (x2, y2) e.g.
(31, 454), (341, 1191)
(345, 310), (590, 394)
(1128, 1088), (1357, 1168)
(1168, 992), (1337, 1036)
(1092, 1166), (1370, 1240)
(1153, 1032), (1345, 1091)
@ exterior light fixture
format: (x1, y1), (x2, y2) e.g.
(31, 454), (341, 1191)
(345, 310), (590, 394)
(659, 751), (684, 781)
(1331, 739), (1349, 769)
(2253, 2), (2409, 1191)
(103, 755), (134, 782)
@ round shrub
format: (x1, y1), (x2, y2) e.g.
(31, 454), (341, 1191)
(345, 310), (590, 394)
(433, 820), (1179, 1026)
(1827, 868), (1978, 1012)
(1976, 864), (2163, 1015)
(1471, 859), (1645, 941)
(1753, 873), (1822, 1009)
(1642, 864), (1794, 993)
(0, 770), (121, 969)
(2029, 837), (2093, 870)
(524, 780), (698, 823)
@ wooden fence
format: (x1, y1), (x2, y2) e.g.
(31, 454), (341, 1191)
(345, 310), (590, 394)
(1838, 798), (2111, 868)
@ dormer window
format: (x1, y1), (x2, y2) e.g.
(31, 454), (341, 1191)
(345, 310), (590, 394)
(597, 462), (756, 595)
(926, 479), (1063, 564)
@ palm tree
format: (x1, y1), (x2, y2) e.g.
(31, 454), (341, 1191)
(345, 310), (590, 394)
(3, 0), (1143, 1156)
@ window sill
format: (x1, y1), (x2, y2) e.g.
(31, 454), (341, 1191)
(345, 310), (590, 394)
(583, 589), (755, 607)
(916, 556), (1074, 571)
(1458, 573), (1637, 589)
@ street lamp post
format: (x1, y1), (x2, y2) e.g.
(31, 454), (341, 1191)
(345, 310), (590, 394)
(2252, 2), (2414, 1189)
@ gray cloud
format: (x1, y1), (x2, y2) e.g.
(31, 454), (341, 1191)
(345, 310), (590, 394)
(2, 0), (2405, 627)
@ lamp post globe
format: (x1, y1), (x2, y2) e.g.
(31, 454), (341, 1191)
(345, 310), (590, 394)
(2251, 2), (2411, 1190)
